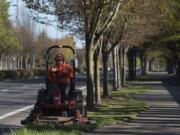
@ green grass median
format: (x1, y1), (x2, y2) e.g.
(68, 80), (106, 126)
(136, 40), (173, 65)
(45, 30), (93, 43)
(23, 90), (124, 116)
(9, 85), (149, 135)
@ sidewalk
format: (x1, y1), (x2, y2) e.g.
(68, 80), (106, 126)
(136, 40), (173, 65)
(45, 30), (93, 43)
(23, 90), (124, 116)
(83, 73), (180, 135)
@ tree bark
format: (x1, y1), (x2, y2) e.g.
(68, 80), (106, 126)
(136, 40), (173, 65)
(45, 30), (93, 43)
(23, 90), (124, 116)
(0, 55), (4, 70)
(23, 55), (29, 69)
(23, 56), (25, 69)
(134, 50), (137, 78)
(86, 44), (95, 109)
(145, 58), (149, 74)
(118, 46), (122, 89)
(122, 45), (129, 87)
(17, 57), (20, 69)
(112, 48), (118, 90)
(140, 55), (144, 75)
(20, 56), (23, 69)
(143, 57), (146, 74)
(116, 47), (121, 89)
(149, 59), (152, 72)
(31, 56), (36, 69)
(7, 56), (10, 70)
(0, 56), (2, 70)
(102, 44), (109, 97)
(12, 57), (17, 70)
(127, 48), (134, 81)
(176, 59), (180, 77)
(121, 45), (126, 87)
(94, 53), (101, 104)
(25, 55), (29, 69)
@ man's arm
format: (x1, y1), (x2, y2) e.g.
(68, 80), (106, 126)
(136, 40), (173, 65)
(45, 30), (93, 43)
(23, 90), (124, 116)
(59, 64), (73, 83)
(48, 67), (58, 82)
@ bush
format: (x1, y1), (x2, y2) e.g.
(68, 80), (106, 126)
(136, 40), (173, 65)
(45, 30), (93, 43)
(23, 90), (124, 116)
(21, 70), (34, 79)
(17, 69), (25, 78)
(0, 71), (5, 80)
(0, 69), (45, 80)
(4, 70), (20, 79)
(33, 69), (45, 77)
(32, 69), (39, 77)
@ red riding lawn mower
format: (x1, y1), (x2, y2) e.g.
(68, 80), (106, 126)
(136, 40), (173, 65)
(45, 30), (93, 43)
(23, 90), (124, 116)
(21, 45), (89, 125)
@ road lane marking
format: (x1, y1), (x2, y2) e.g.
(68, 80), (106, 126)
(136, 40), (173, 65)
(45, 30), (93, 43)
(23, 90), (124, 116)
(22, 85), (29, 88)
(78, 86), (86, 90)
(0, 105), (33, 120)
(0, 86), (86, 120)
(0, 89), (9, 92)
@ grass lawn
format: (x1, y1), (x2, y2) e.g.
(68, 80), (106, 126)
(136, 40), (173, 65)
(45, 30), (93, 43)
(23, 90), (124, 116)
(9, 85), (149, 135)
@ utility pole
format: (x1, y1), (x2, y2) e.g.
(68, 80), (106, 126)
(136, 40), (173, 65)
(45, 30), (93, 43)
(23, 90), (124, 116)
(16, 0), (19, 32)
(16, 0), (23, 69)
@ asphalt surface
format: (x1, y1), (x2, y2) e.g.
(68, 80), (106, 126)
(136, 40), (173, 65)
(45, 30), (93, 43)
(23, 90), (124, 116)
(83, 72), (180, 135)
(2, 72), (176, 135)
(0, 73), (87, 134)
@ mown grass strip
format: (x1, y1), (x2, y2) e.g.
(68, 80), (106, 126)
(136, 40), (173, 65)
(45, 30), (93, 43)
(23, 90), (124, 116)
(8, 85), (149, 135)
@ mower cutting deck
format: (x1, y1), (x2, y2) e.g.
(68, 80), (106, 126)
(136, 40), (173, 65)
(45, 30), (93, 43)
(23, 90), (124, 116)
(21, 45), (88, 125)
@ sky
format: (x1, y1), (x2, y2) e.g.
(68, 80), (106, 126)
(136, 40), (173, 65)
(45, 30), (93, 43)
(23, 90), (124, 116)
(7, 0), (83, 48)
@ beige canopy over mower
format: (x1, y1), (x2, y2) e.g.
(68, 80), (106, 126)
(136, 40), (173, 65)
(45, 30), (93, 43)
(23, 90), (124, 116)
(21, 45), (88, 125)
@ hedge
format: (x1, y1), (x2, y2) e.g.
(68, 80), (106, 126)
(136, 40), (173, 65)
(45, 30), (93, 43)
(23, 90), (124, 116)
(0, 72), (5, 81)
(0, 69), (45, 80)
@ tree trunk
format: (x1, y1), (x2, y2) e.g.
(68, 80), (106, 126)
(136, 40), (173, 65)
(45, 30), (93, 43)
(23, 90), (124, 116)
(20, 56), (23, 69)
(86, 45), (95, 109)
(13, 56), (16, 70)
(31, 56), (36, 69)
(0, 56), (2, 70)
(23, 56), (25, 69)
(127, 48), (135, 81)
(176, 59), (180, 77)
(1, 55), (5, 70)
(143, 56), (147, 75)
(121, 45), (126, 87)
(25, 55), (29, 69)
(112, 48), (118, 90)
(94, 53), (101, 104)
(23, 55), (29, 69)
(149, 60), (152, 72)
(7, 56), (10, 70)
(173, 62), (176, 75)
(17, 57), (20, 69)
(102, 45), (109, 97)
(134, 50), (137, 78)
(5, 57), (7, 70)
(145, 59), (149, 73)
(1, 56), (3, 70)
(118, 46), (122, 89)
(140, 55), (144, 75)
(116, 47), (121, 89)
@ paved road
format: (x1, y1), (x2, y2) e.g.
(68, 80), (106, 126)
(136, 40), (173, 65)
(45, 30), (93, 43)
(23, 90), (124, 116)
(0, 73), (87, 134)
(84, 72), (180, 135)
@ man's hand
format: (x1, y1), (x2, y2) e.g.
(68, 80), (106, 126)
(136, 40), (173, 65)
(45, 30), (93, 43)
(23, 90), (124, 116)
(52, 67), (57, 72)
(64, 69), (68, 75)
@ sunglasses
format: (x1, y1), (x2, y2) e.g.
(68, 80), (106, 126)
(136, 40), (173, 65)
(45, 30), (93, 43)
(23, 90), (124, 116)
(56, 59), (63, 61)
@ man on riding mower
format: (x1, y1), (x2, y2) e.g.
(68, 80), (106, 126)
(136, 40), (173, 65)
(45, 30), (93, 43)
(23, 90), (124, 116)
(48, 54), (73, 103)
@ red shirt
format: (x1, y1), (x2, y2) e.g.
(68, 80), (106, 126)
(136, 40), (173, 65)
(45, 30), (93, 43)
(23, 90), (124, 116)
(48, 63), (73, 83)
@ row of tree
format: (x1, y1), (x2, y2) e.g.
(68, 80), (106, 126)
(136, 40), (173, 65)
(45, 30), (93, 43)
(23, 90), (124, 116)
(0, 0), (77, 70)
(0, 0), (19, 55)
(22, 0), (179, 109)
(0, 0), (170, 109)
(136, 0), (180, 77)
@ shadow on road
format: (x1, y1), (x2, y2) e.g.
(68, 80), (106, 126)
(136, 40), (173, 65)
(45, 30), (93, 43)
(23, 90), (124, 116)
(136, 73), (180, 106)
(0, 125), (21, 135)
(162, 76), (180, 106)
(84, 72), (180, 135)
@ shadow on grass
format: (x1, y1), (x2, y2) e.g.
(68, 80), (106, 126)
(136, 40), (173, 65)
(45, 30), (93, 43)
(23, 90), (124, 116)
(23, 123), (97, 134)
(9, 85), (149, 135)
(86, 86), (149, 127)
